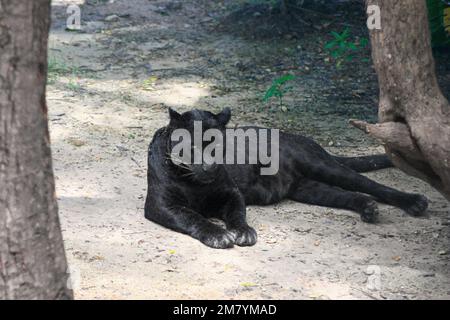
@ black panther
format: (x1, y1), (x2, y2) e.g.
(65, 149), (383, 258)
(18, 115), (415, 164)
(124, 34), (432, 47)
(144, 108), (428, 249)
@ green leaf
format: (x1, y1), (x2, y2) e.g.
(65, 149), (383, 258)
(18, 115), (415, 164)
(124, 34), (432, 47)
(348, 42), (358, 50)
(263, 86), (276, 102)
(330, 31), (341, 39)
(264, 74), (295, 104)
(331, 50), (340, 58)
(324, 41), (336, 50)
(341, 28), (350, 39)
(273, 73), (295, 85)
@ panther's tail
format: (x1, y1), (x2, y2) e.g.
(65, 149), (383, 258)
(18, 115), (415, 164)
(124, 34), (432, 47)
(333, 154), (393, 173)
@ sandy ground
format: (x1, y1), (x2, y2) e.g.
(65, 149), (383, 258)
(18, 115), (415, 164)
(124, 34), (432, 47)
(47, 0), (450, 299)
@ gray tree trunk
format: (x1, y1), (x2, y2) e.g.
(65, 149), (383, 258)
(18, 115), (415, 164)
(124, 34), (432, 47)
(0, 1), (73, 299)
(352, 0), (450, 200)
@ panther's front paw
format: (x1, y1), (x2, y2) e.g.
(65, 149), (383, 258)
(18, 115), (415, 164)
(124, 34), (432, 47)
(199, 226), (236, 249)
(229, 225), (257, 247)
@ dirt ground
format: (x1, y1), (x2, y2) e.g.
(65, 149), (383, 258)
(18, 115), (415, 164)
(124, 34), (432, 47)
(48, 0), (450, 299)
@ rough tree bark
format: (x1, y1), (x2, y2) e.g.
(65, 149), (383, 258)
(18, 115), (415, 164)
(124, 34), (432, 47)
(0, 1), (73, 299)
(351, 0), (450, 200)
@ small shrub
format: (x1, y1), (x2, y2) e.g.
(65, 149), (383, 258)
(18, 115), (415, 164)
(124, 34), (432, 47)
(324, 28), (369, 68)
(263, 73), (295, 110)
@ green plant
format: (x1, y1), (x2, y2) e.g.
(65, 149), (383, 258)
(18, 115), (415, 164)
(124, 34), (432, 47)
(324, 28), (369, 68)
(263, 73), (295, 109)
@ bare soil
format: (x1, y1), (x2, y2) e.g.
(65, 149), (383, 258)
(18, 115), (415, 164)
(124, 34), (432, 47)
(48, 0), (450, 299)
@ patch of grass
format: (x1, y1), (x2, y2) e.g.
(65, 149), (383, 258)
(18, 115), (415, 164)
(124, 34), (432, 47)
(65, 78), (83, 92)
(47, 56), (82, 84)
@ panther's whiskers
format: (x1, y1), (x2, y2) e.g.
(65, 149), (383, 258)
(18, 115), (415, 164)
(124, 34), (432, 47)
(165, 154), (192, 171)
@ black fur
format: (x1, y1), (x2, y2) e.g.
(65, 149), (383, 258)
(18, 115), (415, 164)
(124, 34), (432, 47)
(144, 108), (428, 249)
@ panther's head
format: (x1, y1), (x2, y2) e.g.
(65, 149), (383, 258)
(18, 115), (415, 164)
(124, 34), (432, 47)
(167, 107), (231, 130)
(166, 108), (231, 184)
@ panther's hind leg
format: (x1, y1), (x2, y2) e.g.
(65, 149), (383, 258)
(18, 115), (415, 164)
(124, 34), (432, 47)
(307, 160), (428, 216)
(289, 179), (379, 222)
(333, 154), (393, 172)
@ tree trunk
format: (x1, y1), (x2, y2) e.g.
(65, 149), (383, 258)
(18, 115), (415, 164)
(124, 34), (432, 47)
(351, 0), (450, 200)
(0, 1), (73, 299)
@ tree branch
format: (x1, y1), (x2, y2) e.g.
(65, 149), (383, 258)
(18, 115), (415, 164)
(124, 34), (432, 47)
(349, 120), (425, 161)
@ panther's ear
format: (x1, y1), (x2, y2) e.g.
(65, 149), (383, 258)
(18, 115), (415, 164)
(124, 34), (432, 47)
(168, 108), (182, 126)
(216, 107), (231, 126)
